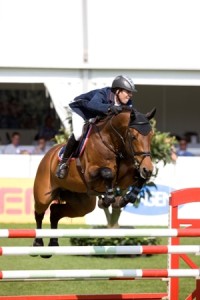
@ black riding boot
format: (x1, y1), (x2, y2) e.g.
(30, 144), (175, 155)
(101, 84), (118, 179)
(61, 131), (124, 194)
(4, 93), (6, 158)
(56, 134), (78, 179)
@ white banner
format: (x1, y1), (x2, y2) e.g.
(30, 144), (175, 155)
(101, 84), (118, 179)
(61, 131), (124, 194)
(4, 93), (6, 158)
(85, 157), (200, 226)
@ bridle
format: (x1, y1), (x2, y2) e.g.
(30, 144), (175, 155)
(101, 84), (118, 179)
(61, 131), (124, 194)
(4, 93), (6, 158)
(94, 114), (152, 170)
(126, 128), (151, 169)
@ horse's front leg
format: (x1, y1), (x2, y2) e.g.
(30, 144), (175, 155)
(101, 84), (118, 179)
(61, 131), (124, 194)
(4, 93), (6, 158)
(118, 178), (146, 208)
(120, 186), (142, 207)
(98, 167), (115, 209)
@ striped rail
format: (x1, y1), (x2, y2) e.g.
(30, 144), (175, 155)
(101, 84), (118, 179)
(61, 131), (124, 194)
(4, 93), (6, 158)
(0, 245), (200, 256)
(0, 269), (200, 280)
(1, 188), (200, 300)
(1, 228), (200, 238)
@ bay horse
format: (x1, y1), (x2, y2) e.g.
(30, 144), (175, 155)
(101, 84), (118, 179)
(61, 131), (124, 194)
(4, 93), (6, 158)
(33, 107), (156, 253)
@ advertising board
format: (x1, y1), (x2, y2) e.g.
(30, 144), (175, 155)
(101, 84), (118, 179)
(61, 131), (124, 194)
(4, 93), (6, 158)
(0, 157), (200, 225)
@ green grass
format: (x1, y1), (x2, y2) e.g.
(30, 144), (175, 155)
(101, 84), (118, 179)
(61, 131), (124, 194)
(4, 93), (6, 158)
(0, 223), (199, 299)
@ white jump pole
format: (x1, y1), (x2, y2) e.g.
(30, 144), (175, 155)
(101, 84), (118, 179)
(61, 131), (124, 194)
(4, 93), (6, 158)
(0, 269), (200, 280)
(1, 245), (200, 256)
(1, 228), (200, 238)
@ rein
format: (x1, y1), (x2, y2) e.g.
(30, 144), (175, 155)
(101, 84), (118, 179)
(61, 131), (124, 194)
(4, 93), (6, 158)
(93, 117), (124, 158)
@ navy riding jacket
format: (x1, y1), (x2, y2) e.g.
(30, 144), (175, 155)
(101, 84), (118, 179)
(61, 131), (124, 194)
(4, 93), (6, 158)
(69, 87), (132, 120)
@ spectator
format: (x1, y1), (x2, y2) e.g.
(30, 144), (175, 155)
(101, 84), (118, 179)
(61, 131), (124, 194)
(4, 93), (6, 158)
(32, 137), (49, 155)
(176, 137), (195, 157)
(3, 132), (22, 154)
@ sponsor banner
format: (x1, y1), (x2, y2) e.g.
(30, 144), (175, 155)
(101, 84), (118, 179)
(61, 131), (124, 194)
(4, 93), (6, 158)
(0, 178), (85, 224)
(0, 157), (200, 225)
(0, 178), (35, 223)
(85, 183), (173, 226)
(85, 158), (200, 226)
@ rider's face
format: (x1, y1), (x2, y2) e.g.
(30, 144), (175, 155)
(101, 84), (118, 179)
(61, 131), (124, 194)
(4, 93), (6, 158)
(116, 89), (133, 104)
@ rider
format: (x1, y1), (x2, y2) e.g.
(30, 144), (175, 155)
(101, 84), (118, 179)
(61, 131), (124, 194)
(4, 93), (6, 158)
(56, 75), (137, 179)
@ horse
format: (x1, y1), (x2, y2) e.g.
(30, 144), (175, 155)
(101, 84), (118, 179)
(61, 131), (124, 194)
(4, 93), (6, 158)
(33, 107), (156, 253)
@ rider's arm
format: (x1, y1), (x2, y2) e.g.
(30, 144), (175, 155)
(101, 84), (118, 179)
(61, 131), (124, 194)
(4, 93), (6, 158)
(87, 89), (112, 114)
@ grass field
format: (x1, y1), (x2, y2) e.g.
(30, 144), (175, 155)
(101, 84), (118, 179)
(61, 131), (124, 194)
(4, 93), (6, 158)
(0, 223), (199, 299)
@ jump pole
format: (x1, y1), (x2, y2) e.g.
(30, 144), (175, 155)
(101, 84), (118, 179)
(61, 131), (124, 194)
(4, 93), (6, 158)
(1, 228), (200, 238)
(0, 245), (200, 256)
(0, 268), (200, 280)
(1, 188), (200, 300)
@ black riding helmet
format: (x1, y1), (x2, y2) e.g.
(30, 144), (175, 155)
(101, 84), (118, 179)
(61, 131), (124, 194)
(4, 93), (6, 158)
(112, 75), (137, 93)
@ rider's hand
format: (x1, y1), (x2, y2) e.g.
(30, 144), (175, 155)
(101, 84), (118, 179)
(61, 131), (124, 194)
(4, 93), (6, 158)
(108, 105), (123, 115)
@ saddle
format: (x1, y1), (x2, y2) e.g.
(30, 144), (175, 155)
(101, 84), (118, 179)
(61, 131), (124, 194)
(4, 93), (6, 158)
(58, 121), (93, 161)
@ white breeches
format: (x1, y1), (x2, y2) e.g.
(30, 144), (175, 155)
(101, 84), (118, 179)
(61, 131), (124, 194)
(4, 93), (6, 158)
(72, 112), (85, 141)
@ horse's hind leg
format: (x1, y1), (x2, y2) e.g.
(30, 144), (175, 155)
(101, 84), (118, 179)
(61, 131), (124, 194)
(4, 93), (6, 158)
(48, 202), (77, 247)
(33, 203), (58, 259)
(48, 203), (64, 247)
(33, 211), (45, 247)
(32, 209), (46, 258)
(33, 197), (50, 250)
(33, 203), (54, 259)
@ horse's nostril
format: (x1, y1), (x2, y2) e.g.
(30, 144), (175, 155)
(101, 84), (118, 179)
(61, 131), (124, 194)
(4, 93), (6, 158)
(142, 168), (152, 178)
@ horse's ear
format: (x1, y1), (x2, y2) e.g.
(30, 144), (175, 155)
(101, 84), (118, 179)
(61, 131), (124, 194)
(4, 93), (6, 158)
(146, 107), (156, 120)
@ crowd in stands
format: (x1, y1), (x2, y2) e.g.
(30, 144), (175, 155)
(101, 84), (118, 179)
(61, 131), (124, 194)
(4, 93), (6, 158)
(0, 93), (199, 157)
(0, 131), (198, 157)
(0, 114), (59, 155)
(0, 90), (60, 155)
(2, 132), (51, 155)
(0, 131), (55, 155)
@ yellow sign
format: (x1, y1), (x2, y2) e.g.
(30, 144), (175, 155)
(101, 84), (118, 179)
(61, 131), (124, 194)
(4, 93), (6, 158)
(0, 178), (85, 224)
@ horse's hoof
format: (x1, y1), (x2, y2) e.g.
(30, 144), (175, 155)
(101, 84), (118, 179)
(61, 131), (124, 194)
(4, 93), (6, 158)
(31, 238), (44, 257)
(98, 198), (110, 209)
(40, 254), (52, 259)
(49, 239), (59, 247)
(40, 240), (59, 258)
(118, 192), (137, 208)
(30, 253), (39, 257)
(33, 238), (44, 247)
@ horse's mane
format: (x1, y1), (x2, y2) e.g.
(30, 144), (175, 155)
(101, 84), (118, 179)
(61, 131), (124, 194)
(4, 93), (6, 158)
(89, 106), (132, 125)
(91, 107), (151, 132)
